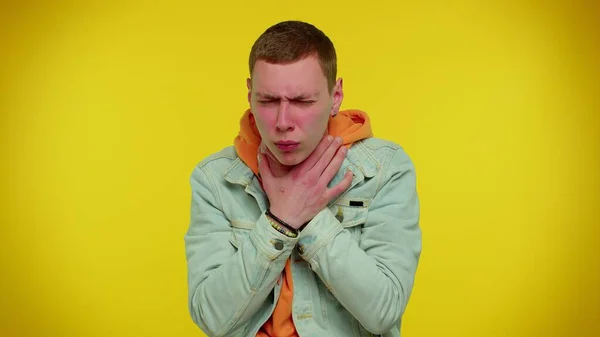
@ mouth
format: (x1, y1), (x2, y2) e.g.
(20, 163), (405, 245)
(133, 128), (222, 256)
(274, 141), (300, 152)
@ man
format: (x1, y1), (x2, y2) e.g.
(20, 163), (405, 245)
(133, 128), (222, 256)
(184, 20), (421, 337)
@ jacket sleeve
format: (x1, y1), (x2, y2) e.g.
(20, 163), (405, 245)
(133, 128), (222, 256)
(297, 147), (422, 334)
(184, 163), (298, 337)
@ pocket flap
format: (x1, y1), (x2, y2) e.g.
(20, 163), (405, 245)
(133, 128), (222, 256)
(328, 202), (369, 228)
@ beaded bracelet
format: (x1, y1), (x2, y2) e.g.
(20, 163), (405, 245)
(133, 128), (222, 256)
(269, 219), (298, 238)
(266, 209), (298, 238)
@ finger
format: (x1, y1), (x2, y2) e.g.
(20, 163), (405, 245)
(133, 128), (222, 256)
(312, 136), (343, 176)
(297, 134), (334, 171)
(261, 143), (278, 163)
(257, 152), (274, 180)
(325, 170), (354, 201)
(318, 145), (348, 186)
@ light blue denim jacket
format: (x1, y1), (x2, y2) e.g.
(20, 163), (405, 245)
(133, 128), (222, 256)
(184, 137), (422, 337)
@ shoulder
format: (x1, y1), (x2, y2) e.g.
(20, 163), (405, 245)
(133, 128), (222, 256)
(354, 137), (415, 174)
(189, 145), (244, 187)
(194, 146), (239, 171)
(355, 138), (418, 204)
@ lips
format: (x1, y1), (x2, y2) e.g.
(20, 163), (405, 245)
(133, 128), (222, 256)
(275, 141), (299, 146)
(274, 141), (299, 152)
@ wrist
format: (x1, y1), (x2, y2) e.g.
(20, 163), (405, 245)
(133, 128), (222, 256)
(267, 208), (301, 229)
(266, 209), (299, 237)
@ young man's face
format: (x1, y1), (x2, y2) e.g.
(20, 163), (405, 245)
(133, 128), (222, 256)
(247, 55), (343, 166)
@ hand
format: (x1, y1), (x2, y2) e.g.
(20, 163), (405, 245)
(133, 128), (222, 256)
(258, 135), (354, 229)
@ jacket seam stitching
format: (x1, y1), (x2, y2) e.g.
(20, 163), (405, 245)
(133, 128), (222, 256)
(200, 165), (224, 211)
(375, 147), (398, 194)
(305, 223), (343, 261)
(216, 288), (259, 337)
(216, 256), (271, 336)
(196, 152), (237, 169)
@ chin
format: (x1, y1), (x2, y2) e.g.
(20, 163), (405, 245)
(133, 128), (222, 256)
(275, 151), (308, 166)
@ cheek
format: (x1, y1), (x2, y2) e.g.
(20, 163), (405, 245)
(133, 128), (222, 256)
(253, 108), (277, 130)
(299, 107), (329, 131)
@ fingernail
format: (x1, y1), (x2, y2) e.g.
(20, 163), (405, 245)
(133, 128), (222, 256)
(335, 137), (342, 144)
(327, 135), (333, 142)
(341, 146), (347, 154)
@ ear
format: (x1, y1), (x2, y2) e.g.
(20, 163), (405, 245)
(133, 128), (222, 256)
(246, 78), (252, 104)
(330, 78), (344, 117)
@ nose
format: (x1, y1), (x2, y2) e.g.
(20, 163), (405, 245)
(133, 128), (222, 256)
(275, 102), (294, 132)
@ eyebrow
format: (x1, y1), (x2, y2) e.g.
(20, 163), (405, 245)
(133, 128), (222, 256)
(255, 92), (317, 100)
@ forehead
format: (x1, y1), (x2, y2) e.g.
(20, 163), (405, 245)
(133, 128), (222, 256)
(251, 55), (328, 96)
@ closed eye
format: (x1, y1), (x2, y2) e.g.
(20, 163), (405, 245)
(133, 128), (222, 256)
(257, 99), (315, 105)
(294, 100), (316, 105)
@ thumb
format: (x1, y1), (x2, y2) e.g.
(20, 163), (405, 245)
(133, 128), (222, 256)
(257, 153), (273, 180)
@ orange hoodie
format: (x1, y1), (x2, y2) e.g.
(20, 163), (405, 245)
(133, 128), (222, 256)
(233, 108), (373, 337)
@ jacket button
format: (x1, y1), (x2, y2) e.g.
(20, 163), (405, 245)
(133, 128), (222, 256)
(335, 207), (344, 222)
(273, 240), (284, 250)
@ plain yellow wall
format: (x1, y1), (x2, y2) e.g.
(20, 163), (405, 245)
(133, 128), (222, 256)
(1, 1), (598, 336)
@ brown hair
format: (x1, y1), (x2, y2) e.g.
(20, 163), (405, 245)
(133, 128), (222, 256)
(249, 20), (337, 93)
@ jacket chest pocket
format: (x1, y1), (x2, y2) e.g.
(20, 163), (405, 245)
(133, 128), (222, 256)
(328, 201), (370, 243)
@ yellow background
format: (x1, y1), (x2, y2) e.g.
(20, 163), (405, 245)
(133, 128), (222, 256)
(1, 1), (598, 336)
